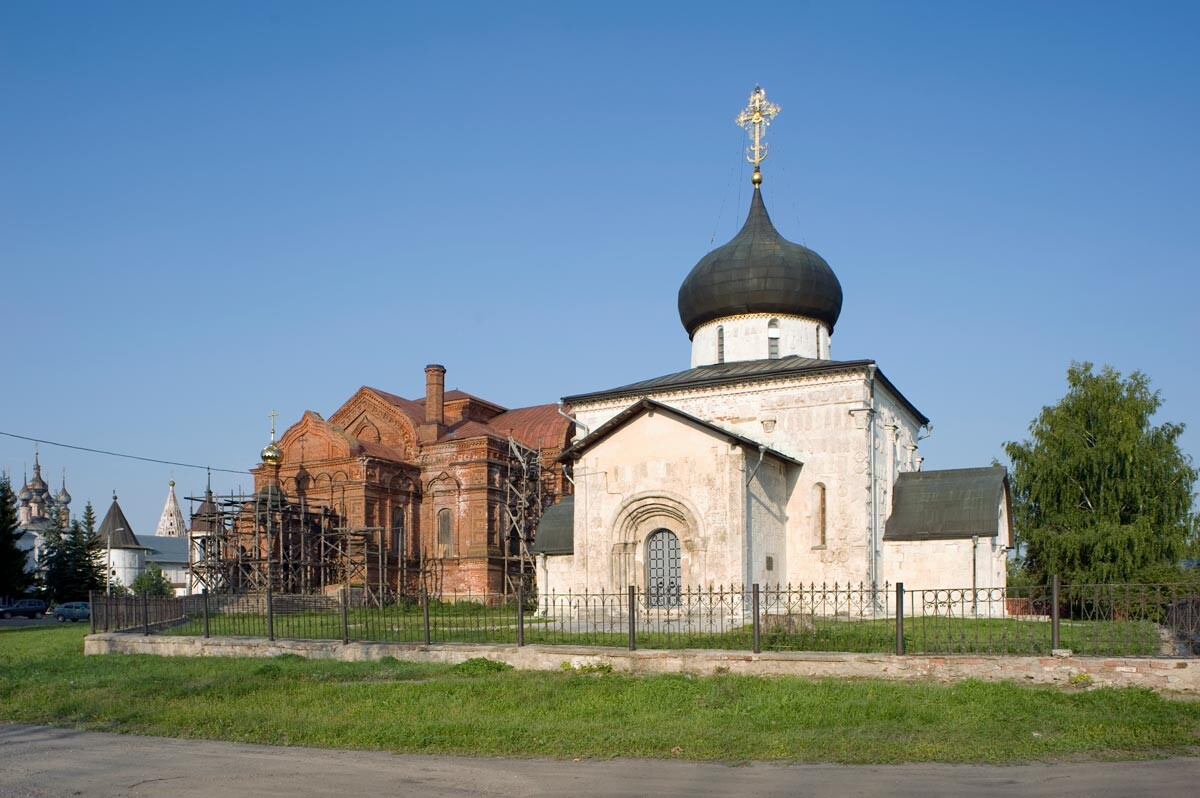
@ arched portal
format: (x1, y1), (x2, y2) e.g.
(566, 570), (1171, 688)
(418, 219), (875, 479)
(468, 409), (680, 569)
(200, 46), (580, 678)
(645, 529), (681, 607)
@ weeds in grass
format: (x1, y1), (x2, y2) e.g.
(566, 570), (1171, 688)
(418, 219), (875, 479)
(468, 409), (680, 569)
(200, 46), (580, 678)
(452, 657), (513, 676)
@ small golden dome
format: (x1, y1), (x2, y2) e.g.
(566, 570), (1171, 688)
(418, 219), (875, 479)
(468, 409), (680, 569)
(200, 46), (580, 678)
(751, 168), (763, 186)
(261, 441), (283, 465)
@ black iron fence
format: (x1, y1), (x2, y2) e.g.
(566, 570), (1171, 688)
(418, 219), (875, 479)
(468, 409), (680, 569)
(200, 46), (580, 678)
(89, 579), (1200, 658)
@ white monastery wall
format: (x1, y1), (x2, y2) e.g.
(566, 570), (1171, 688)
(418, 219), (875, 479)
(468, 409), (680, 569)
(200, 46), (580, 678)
(104, 549), (144, 592)
(691, 313), (831, 367)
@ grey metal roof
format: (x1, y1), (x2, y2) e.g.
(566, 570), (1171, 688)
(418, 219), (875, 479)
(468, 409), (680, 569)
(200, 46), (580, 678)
(559, 398), (803, 468)
(98, 496), (146, 550)
(531, 496), (574, 556)
(884, 467), (1010, 541)
(562, 356), (930, 426)
(145, 535), (190, 565)
(678, 187), (843, 337)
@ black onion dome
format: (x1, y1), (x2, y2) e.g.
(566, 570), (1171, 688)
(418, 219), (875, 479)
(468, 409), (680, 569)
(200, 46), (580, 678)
(678, 188), (843, 337)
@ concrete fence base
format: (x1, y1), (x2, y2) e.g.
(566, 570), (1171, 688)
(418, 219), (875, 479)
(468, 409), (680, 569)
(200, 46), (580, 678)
(84, 633), (1200, 693)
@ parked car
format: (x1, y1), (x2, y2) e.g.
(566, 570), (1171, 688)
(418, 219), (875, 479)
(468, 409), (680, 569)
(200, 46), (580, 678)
(54, 602), (91, 623)
(0, 599), (48, 619)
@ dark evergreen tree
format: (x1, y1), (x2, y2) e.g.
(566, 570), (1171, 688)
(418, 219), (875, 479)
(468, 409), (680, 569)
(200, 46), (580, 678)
(1005, 362), (1199, 584)
(0, 475), (32, 599)
(41, 506), (104, 603)
(130, 563), (174, 597)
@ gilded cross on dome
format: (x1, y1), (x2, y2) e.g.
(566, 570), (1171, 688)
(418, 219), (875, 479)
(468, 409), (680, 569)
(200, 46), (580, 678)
(735, 86), (781, 185)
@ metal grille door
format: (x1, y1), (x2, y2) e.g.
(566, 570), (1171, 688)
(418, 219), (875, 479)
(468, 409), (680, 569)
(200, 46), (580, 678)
(646, 529), (681, 608)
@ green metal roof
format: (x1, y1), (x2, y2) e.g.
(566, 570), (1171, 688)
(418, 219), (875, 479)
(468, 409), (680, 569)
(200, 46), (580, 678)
(531, 496), (574, 555)
(884, 466), (1010, 541)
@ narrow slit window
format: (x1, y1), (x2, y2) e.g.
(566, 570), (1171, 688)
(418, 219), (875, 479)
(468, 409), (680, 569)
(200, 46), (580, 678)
(814, 483), (827, 547)
(717, 326), (725, 363)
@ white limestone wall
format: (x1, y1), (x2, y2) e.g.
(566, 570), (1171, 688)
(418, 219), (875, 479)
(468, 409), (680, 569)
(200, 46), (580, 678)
(746, 456), (791, 586)
(563, 411), (754, 594)
(691, 314), (831, 367)
(568, 367), (931, 591)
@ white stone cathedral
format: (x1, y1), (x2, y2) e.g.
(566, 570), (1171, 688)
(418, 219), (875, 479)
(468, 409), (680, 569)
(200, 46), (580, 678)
(534, 88), (1010, 601)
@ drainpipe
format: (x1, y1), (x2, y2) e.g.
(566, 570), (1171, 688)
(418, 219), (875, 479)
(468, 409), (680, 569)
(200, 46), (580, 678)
(971, 535), (979, 616)
(557, 402), (588, 438)
(866, 365), (879, 589)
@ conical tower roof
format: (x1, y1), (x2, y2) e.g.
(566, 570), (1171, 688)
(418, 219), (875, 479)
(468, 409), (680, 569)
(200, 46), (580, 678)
(154, 481), (187, 538)
(98, 493), (145, 550)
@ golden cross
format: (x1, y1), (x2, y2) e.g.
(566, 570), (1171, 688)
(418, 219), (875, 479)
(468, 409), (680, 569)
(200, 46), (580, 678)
(268, 409), (279, 440)
(735, 86), (781, 179)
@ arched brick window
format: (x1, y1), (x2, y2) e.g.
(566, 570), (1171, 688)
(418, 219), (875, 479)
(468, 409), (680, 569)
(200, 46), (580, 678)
(437, 508), (452, 557)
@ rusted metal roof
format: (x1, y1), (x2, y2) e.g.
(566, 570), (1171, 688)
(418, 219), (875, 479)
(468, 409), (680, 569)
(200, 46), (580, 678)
(489, 404), (573, 450)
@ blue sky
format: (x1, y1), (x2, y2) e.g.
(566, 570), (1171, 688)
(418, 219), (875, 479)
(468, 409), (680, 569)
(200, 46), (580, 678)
(2, 1), (1198, 536)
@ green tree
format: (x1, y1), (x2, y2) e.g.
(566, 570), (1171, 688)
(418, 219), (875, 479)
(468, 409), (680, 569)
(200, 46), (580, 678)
(1005, 362), (1199, 584)
(130, 563), (174, 597)
(0, 475), (32, 599)
(40, 503), (105, 603)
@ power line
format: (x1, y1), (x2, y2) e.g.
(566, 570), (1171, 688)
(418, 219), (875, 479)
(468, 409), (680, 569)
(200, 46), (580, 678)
(0, 430), (250, 475)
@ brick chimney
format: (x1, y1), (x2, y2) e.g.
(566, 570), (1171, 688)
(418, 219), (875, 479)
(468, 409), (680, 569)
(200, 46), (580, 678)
(419, 364), (446, 443)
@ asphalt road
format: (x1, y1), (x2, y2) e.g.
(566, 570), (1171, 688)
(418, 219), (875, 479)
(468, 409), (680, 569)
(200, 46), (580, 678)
(1, 723), (1198, 798)
(0, 615), (60, 628)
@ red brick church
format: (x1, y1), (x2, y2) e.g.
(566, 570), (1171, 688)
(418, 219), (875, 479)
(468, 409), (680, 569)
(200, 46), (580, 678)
(244, 364), (571, 595)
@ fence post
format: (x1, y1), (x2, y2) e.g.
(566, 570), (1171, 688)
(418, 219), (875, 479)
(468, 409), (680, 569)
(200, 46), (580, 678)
(88, 590), (96, 634)
(1050, 574), (1060, 650)
(341, 586), (350, 644)
(421, 588), (431, 645)
(895, 582), (905, 656)
(266, 583), (275, 642)
(627, 585), (637, 651)
(751, 583), (761, 654)
(141, 593), (149, 635)
(516, 584), (525, 647)
(202, 588), (210, 638)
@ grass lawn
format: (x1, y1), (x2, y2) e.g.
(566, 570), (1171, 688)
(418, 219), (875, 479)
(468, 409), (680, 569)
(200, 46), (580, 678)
(2, 625), (1198, 763)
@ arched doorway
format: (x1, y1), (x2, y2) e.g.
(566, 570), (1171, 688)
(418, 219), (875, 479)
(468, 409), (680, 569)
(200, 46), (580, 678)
(646, 529), (681, 607)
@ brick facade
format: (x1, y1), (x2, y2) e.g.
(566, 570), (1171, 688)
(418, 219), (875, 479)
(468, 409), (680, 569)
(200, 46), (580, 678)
(247, 365), (572, 595)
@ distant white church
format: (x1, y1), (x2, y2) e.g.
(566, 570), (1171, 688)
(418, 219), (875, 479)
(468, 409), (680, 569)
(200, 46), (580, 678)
(96, 482), (193, 596)
(534, 88), (1010, 601)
